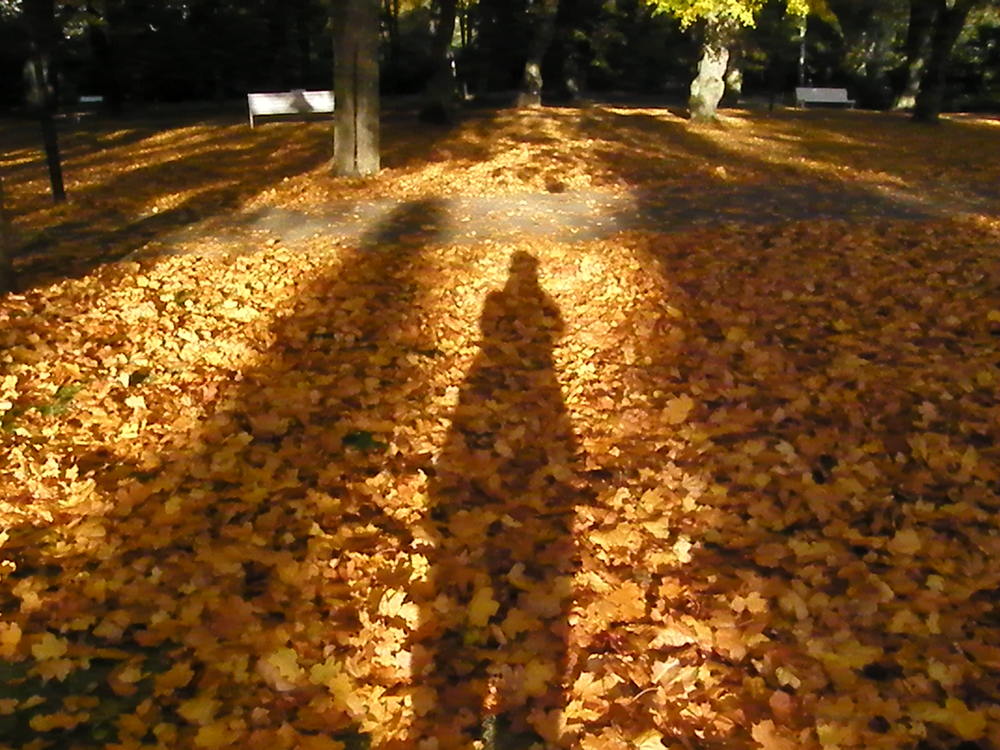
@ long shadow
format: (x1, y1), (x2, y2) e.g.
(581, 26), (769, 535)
(0, 200), (447, 747)
(415, 252), (585, 748)
(5, 118), (330, 288)
(592, 204), (1000, 746)
(572, 107), (946, 228)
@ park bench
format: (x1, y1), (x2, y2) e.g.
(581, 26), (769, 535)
(247, 89), (335, 127)
(795, 87), (855, 108)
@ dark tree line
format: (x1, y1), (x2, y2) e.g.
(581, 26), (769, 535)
(1, 0), (996, 116)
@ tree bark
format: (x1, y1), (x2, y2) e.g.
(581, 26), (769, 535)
(23, 0), (65, 203)
(689, 16), (734, 122)
(334, 0), (380, 177)
(516, 0), (559, 108)
(421, 0), (459, 123)
(894, 0), (936, 110)
(913, 0), (977, 122)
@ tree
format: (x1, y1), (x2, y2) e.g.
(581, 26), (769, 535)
(894, 0), (936, 109)
(421, 0), (459, 122)
(912, 0), (982, 122)
(22, 0), (66, 202)
(517, 0), (560, 107)
(650, 0), (813, 121)
(333, 0), (380, 176)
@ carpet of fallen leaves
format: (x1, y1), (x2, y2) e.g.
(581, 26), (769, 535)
(2, 106), (1000, 750)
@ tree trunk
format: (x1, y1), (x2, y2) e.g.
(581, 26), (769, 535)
(0, 177), (14, 294)
(689, 16), (734, 122)
(334, 0), (380, 177)
(516, 0), (559, 108)
(421, 0), (459, 123)
(384, 0), (401, 75)
(87, 7), (123, 115)
(913, 0), (976, 123)
(894, 0), (936, 110)
(724, 34), (744, 103)
(23, 0), (65, 203)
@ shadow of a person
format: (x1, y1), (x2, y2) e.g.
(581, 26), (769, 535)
(417, 252), (583, 749)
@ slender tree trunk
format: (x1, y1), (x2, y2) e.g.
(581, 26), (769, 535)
(334, 0), (380, 176)
(421, 0), (459, 122)
(689, 15), (735, 122)
(797, 15), (806, 85)
(0, 177), (14, 294)
(724, 34), (744, 103)
(23, 0), (65, 203)
(516, 0), (559, 108)
(913, 0), (976, 123)
(894, 0), (936, 110)
(384, 0), (401, 75)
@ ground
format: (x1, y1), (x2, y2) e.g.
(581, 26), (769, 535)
(1, 103), (1000, 750)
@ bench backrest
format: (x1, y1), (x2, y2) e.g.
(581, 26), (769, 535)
(795, 87), (851, 103)
(247, 90), (335, 116)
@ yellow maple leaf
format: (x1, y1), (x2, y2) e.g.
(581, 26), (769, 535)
(194, 720), (238, 748)
(467, 586), (499, 627)
(523, 660), (557, 697)
(751, 719), (797, 750)
(31, 632), (68, 661)
(943, 697), (986, 740)
(663, 394), (694, 425)
(178, 694), (220, 725)
(887, 528), (921, 556)
(634, 729), (668, 750)
(0, 622), (22, 658)
(155, 661), (195, 695)
(502, 607), (540, 640)
(266, 647), (304, 683)
(29, 712), (88, 732)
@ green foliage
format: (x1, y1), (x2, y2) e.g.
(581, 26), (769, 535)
(647, 0), (825, 29)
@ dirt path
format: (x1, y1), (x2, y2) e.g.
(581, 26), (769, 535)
(132, 177), (992, 259)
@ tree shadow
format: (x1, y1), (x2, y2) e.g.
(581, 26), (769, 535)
(0, 199), (449, 747)
(3, 117), (331, 288)
(590, 217), (1000, 747)
(415, 252), (586, 748)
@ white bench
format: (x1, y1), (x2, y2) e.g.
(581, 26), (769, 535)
(795, 87), (855, 108)
(247, 90), (335, 127)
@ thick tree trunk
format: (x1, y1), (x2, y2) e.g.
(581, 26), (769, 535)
(421, 0), (459, 123)
(516, 0), (559, 108)
(913, 0), (976, 123)
(689, 16), (734, 122)
(894, 0), (936, 110)
(334, 0), (380, 176)
(23, 0), (65, 203)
